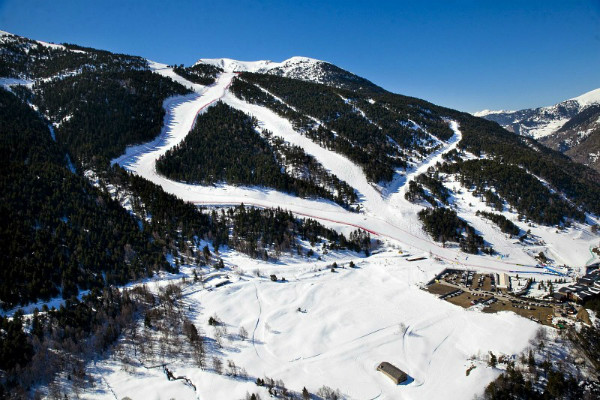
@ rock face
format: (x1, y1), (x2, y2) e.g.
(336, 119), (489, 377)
(540, 105), (600, 172)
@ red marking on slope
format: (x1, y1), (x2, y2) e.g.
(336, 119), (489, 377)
(191, 200), (534, 273)
(118, 72), (237, 166)
(190, 72), (239, 129)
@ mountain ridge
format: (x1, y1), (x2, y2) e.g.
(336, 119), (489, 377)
(476, 87), (600, 172)
(196, 55), (385, 92)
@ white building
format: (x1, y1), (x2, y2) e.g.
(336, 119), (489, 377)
(496, 273), (511, 290)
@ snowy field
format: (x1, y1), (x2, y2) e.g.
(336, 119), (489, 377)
(83, 248), (540, 400)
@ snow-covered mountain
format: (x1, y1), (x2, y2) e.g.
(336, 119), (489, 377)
(476, 88), (600, 171)
(475, 88), (600, 139)
(3, 30), (600, 400)
(195, 56), (384, 92)
(539, 104), (600, 171)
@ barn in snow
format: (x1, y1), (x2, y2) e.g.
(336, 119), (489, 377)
(376, 362), (408, 384)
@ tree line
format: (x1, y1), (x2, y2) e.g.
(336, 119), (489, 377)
(231, 74), (455, 183)
(439, 159), (584, 226)
(0, 32), (147, 80)
(0, 88), (174, 308)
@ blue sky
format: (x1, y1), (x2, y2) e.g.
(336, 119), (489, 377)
(1, 0), (599, 112)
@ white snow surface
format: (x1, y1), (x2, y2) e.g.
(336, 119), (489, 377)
(474, 87), (600, 139)
(569, 87), (600, 108)
(0, 30), (86, 53)
(472, 109), (514, 117)
(474, 88), (600, 118)
(83, 252), (540, 400)
(114, 69), (598, 276)
(195, 56), (352, 86)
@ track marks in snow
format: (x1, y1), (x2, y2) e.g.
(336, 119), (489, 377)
(252, 283), (262, 359)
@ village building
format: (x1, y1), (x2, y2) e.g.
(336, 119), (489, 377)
(496, 273), (511, 290)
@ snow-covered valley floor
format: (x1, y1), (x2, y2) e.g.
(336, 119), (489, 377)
(84, 249), (541, 400)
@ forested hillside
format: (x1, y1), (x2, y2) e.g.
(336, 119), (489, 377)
(439, 159), (584, 225)
(0, 88), (173, 309)
(0, 33), (367, 310)
(230, 69), (600, 226)
(33, 70), (190, 166)
(0, 33), (147, 79)
(173, 63), (223, 85)
(449, 114), (600, 215)
(156, 102), (357, 208)
(231, 73), (452, 183)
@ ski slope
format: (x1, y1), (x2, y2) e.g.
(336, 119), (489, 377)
(113, 68), (575, 274)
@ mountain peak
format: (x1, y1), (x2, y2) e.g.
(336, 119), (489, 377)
(194, 56), (383, 92)
(476, 87), (600, 139)
(473, 109), (514, 117)
(194, 56), (323, 73)
(569, 87), (600, 108)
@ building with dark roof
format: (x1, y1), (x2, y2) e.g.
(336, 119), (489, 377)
(377, 362), (408, 384)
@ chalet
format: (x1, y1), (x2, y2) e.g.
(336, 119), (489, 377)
(377, 362), (408, 384)
(578, 277), (594, 286)
(558, 287), (573, 295)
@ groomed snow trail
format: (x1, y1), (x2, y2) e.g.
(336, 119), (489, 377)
(114, 67), (548, 274)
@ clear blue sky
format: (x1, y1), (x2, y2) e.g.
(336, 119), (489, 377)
(1, 0), (599, 112)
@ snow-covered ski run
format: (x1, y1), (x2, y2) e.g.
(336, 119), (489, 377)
(113, 66), (591, 275)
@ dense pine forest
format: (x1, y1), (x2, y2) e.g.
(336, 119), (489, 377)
(439, 159), (584, 225)
(156, 102), (357, 208)
(418, 207), (491, 254)
(33, 70), (190, 166)
(172, 63), (223, 85)
(448, 114), (600, 216)
(0, 34), (148, 79)
(476, 211), (521, 236)
(0, 88), (174, 309)
(405, 172), (451, 206)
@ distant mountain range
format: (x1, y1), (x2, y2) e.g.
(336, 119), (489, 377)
(475, 88), (600, 171)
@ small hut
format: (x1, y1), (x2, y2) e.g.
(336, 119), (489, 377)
(376, 362), (408, 384)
